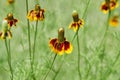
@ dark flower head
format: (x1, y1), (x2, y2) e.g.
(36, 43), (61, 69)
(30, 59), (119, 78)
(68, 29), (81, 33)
(109, 15), (119, 27)
(5, 13), (18, 28)
(27, 4), (45, 21)
(49, 28), (73, 55)
(8, 0), (14, 4)
(69, 10), (84, 32)
(100, 0), (118, 14)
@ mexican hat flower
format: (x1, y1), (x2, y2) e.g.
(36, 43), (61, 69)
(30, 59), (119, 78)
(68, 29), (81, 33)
(0, 20), (12, 39)
(69, 10), (84, 32)
(7, 0), (14, 4)
(5, 13), (18, 28)
(27, 4), (45, 21)
(109, 15), (119, 27)
(49, 28), (73, 55)
(100, 0), (119, 14)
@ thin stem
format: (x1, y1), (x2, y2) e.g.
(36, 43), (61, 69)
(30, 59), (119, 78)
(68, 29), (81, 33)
(98, 11), (111, 80)
(25, 0), (35, 80)
(100, 57), (103, 80)
(98, 11), (111, 49)
(34, 0), (39, 4)
(81, 55), (91, 80)
(33, 20), (38, 62)
(82, 0), (91, 54)
(5, 39), (13, 80)
(52, 57), (64, 80)
(43, 54), (57, 80)
(103, 51), (120, 79)
(77, 33), (82, 80)
(82, 0), (91, 19)
(31, 21), (38, 80)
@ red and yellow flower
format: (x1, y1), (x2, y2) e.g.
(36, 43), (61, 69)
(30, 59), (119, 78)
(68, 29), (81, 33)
(0, 20), (12, 39)
(7, 0), (14, 4)
(27, 4), (45, 21)
(100, 0), (119, 14)
(109, 15), (119, 27)
(5, 13), (18, 28)
(0, 30), (12, 39)
(49, 28), (73, 55)
(69, 10), (84, 32)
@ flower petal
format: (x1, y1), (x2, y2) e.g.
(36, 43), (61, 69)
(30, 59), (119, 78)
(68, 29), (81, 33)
(54, 42), (64, 55)
(49, 38), (57, 49)
(64, 41), (73, 54)
(100, 2), (109, 14)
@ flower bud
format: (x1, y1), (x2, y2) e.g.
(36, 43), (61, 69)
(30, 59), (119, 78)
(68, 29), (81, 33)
(105, 0), (110, 5)
(2, 20), (8, 32)
(58, 27), (64, 42)
(72, 10), (79, 22)
(35, 4), (41, 11)
(7, 13), (14, 20)
(8, 0), (14, 4)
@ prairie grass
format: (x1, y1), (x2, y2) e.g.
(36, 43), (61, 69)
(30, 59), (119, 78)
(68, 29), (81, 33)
(0, 0), (120, 80)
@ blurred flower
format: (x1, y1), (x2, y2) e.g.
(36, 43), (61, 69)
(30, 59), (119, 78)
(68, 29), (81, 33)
(49, 28), (73, 55)
(0, 20), (12, 39)
(0, 30), (12, 39)
(27, 4), (45, 21)
(5, 13), (18, 28)
(7, 0), (14, 4)
(100, 0), (118, 14)
(69, 10), (84, 32)
(109, 15), (119, 27)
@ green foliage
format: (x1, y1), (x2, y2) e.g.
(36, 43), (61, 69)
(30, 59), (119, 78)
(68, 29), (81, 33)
(0, 0), (120, 80)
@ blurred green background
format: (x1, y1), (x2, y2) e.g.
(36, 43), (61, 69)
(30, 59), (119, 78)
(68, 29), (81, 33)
(0, 0), (120, 80)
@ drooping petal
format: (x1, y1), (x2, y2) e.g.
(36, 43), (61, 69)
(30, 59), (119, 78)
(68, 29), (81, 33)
(100, 2), (109, 14)
(49, 38), (57, 50)
(110, 0), (119, 10)
(9, 20), (13, 27)
(0, 32), (3, 39)
(7, 30), (12, 39)
(78, 19), (84, 27)
(69, 22), (78, 32)
(64, 41), (73, 54)
(27, 10), (34, 21)
(55, 43), (64, 55)
(13, 19), (18, 26)
(109, 16), (119, 27)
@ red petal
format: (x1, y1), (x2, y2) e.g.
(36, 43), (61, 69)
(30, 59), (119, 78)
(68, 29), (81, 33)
(0, 32), (2, 37)
(102, 4), (109, 10)
(14, 19), (18, 22)
(55, 43), (64, 52)
(64, 41), (70, 51)
(9, 21), (13, 26)
(49, 38), (57, 47)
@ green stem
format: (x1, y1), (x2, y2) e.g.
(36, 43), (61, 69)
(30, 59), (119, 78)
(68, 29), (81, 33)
(25, 0), (35, 80)
(43, 54), (57, 80)
(98, 11), (111, 49)
(82, 0), (91, 19)
(52, 57), (64, 80)
(100, 57), (103, 80)
(31, 20), (38, 80)
(103, 51), (120, 79)
(77, 33), (82, 80)
(98, 11), (111, 80)
(33, 20), (38, 62)
(5, 39), (13, 80)
(82, 55), (91, 80)
(34, 0), (39, 4)
(82, 0), (91, 54)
